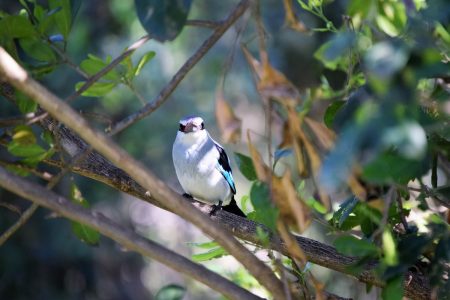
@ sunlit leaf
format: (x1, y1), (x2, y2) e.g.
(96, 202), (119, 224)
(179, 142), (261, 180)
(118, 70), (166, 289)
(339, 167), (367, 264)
(134, 51), (156, 76)
(75, 81), (117, 97)
(382, 229), (398, 265)
(155, 284), (185, 300)
(192, 247), (227, 262)
(134, 0), (192, 42)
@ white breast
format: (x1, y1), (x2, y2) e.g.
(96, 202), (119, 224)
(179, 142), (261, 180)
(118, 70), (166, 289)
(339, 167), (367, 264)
(172, 131), (232, 205)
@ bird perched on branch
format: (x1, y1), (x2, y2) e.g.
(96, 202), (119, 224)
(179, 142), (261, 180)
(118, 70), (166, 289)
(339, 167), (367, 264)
(172, 116), (246, 217)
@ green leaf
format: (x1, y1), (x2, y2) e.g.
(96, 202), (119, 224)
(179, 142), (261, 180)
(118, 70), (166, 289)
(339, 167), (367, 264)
(134, 0), (192, 42)
(186, 240), (219, 249)
(249, 181), (279, 231)
(134, 51), (156, 76)
(0, 15), (36, 38)
(324, 100), (345, 128)
(305, 197), (327, 214)
(19, 37), (56, 62)
(16, 91), (37, 114)
(70, 183), (100, 245)
(8, 141), (46, 158)
(334, 235), (379, 257)
(155, 284), (186, 300)
(314, 32), (356, 70)
(48, 0), (72, 39)
(80, 54), (120, 81)
(332, 197), (359, 228)
(75, 81), (117, 97)
(234, 152), (257, 181)
(382, 275), (404, 300)
(362, 152), (428, 185)
(382, 229), (398, 265)
(192, 246), (227, 262)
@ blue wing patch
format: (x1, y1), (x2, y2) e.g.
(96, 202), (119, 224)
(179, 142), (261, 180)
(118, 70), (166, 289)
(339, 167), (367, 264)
(214, 142), (236, 194)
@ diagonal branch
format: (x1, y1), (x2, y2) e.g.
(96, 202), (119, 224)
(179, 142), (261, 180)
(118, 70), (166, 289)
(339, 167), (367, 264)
(32, 119), (431, 300)
(0, 47), (287, 299)
(107, 0), (251, 135)
(0, 166), (263, 300)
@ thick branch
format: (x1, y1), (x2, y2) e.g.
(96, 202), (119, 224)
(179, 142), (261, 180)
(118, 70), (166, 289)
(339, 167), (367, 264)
(32, 117), (432, 300)
(36, 118), (431, 300)
(0, 47), (286, 299)
(0, 167), (262, 300)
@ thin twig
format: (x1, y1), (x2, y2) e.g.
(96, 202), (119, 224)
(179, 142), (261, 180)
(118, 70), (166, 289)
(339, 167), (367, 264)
(107, 0), (252, 135)
(0, 201), (22, 215)
(186, 19), (223, 29)
(0, 166), (263, 300)
(0, 202), (38, 246)
(65, 35), (151, 103)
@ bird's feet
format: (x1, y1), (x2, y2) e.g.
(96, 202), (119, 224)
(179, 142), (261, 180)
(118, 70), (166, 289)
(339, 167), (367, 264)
(209, 200), (223, 216)
(182, 193), (193, 199)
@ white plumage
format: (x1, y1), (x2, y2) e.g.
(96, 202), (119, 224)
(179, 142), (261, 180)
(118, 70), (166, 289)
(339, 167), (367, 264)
(172, 116), (234, 206)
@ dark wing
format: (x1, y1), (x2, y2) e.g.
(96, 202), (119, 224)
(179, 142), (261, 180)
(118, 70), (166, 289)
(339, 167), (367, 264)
(214, 142), (236, 194)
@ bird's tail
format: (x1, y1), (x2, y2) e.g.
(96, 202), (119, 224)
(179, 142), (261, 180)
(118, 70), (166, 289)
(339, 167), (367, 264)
(223, 196), (246, 218)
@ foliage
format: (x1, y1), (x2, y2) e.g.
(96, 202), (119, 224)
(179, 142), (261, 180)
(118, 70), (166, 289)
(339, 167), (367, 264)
(0, 0), (449, 299)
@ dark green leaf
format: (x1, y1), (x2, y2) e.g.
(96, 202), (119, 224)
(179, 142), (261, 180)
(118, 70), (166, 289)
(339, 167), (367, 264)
(48, 0), (72, 39)
(75, 81), (117, 97)
(334, 235), (379, 257)
(382, 275), (404, 300)
(362, 152), (428, 185)
(155, 284), (186, 300)
(134, 0), (192, 42)
(0, 15), (36, 38)
(134, 51), (156, 76)
(249, 181), (279, 231)
(234, 152), (257, 181)
(334, 197), (360, 228)
(324, 100), (345, 128)
(16, 91), (37, 114)
(432, 185), (450, 200)
(71, 221), (100, 246)
(19, 37), (56, 62)
(314, 32), (356, 70)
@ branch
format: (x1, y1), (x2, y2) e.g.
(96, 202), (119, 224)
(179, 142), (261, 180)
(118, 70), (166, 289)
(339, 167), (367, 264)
(35, 117), (431, 300)
(0, 202), (38, 246)
(107, 0), (251, 135)
(0, 167), (263, 300)
(0, 47), (287, 299)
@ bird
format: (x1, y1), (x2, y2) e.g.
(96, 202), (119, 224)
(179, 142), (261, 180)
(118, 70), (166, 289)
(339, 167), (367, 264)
(172, 116), (246, 217)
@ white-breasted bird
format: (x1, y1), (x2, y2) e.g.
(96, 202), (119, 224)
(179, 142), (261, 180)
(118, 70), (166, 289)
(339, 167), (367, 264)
(172, 116), (245, 217)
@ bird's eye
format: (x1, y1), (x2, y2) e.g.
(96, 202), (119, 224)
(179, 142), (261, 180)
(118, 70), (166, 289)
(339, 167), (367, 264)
(179, 124), (186, 132)
(201, 122), (204, 130)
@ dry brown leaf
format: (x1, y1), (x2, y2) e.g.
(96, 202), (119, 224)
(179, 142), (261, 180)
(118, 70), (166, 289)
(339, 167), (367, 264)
(215, 91), (241, 143)
(283, 0), (309, 32)
(242, 45), (299, 105)
(281, 170), (311, 232)
(304, 117), (336, 150)
(348, 174), (368, 200)
(246, 130), (270, 182)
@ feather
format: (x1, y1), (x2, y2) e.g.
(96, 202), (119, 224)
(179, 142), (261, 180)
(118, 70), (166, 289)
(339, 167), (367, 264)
(214, 142), (236, 194)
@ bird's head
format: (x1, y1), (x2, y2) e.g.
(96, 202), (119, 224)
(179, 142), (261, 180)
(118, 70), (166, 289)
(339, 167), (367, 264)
(178, 116), (205, 133)
(176, 116), (208, 144)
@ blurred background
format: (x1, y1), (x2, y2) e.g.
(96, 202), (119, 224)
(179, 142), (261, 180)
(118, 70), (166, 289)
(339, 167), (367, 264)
(1, 0), (445, 299)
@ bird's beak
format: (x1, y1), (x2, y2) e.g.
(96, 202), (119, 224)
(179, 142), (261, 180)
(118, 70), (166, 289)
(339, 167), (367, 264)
(184, 122), (195, 133)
